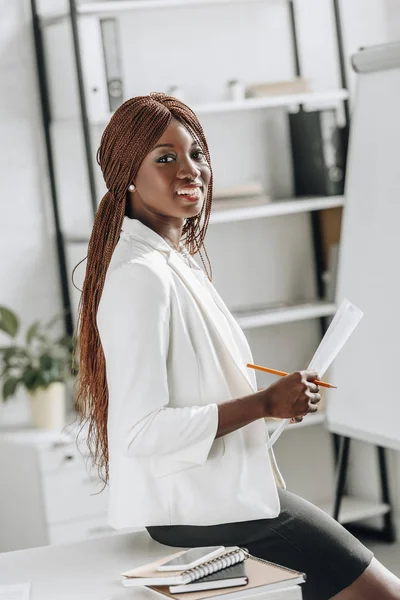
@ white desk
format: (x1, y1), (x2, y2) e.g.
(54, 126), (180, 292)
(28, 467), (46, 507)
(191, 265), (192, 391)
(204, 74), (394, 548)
(0, 530), (302, 600)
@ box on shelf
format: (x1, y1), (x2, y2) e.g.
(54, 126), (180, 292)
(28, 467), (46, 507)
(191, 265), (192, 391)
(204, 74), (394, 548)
(246, 78), (311, 98)
(212, 181), (269, 211)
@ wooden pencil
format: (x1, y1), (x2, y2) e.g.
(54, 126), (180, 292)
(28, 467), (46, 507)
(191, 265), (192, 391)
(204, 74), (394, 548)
(246, 363), (337, 389)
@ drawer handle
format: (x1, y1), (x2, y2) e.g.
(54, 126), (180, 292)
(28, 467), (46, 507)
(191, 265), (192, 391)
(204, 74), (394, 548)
(64, 454), (75, 461)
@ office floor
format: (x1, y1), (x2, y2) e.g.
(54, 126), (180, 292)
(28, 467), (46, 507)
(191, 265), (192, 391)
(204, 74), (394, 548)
(364, 540), (400, 575)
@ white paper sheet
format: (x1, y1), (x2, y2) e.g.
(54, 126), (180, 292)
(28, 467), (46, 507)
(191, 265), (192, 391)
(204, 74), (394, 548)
(266, 299), (363, 449)
(0, 583), (31, 600)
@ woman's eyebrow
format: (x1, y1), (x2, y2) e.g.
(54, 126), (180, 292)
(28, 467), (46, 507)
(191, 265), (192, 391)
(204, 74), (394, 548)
(153, 143), (175, 150)
(152, 141), (199, 150)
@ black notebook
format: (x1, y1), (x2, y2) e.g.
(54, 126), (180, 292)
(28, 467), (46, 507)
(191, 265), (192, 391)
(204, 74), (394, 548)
(169, 562), (248, 594)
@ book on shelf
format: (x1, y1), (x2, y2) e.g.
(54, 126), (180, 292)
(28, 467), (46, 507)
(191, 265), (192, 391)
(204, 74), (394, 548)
(212, 181), (269, 211)
(246, 78), (311, 98)
(99, 18), (124, 113)
(121, 546), (305, 598)
(213, 181), (265, 199)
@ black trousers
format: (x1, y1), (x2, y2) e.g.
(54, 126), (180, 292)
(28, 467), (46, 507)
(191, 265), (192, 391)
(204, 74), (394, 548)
(147, 489), (374, 600)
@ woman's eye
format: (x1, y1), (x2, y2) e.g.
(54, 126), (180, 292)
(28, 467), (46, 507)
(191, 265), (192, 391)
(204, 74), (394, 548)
(157, 155), (175, 164)
(192, 150), (206, 161)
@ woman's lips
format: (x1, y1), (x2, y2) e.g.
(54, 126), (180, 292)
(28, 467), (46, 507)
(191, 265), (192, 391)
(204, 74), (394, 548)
(176, 188), (202, 202)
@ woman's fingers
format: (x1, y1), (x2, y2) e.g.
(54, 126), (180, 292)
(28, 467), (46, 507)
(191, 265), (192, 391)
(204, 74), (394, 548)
(302, 370), (319, 382)
(306, 391), (321, 404)
(307, 382), (320, 393)
(301, 391), (321, 415)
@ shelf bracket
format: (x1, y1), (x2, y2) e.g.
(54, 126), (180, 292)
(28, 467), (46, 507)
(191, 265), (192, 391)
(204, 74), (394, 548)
(333, 437), (396, 543)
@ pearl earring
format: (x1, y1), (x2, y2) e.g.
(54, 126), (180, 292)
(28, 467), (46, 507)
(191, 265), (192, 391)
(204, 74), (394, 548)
(129, 184), (136, 192)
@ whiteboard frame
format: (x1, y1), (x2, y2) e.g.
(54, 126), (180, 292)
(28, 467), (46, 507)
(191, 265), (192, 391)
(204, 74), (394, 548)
(352, 41), (400, 73)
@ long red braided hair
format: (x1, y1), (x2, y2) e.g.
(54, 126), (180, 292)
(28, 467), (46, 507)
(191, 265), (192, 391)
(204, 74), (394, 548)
(72, 93), (213, 483)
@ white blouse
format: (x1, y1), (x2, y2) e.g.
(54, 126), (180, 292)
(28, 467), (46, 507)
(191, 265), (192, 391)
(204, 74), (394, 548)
(97, 217), (284, 528)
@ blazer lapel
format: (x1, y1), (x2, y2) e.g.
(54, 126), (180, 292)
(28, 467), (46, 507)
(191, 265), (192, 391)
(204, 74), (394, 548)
(120, 217), (256, 394)
(167, 251), (256, 394)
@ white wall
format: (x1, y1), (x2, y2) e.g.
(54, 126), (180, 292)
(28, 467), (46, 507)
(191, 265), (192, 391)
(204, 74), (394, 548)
(2, 0), (398, 530)
(385, 0), (400, 42)
(0, 0), (62, 426)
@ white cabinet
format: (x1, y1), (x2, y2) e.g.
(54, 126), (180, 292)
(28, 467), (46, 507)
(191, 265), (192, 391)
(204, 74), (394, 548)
(0, 428), (120, 552)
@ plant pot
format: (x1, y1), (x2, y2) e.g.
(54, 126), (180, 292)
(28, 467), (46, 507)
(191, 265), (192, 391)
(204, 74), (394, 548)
(28, 382), (66, 430)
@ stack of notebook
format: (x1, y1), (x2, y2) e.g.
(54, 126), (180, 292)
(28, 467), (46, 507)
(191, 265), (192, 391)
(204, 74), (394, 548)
(120, 546), (306, 598)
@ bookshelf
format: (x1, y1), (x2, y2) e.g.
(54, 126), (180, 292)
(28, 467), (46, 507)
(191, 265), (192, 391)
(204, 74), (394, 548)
(51, 90), (349, 126)
(234, 301), (336, 329)
(43, 0), (283, 23)
(318, 497), (391, 526)
(32, 0), (388, 543)
(210, 195), (344, 224)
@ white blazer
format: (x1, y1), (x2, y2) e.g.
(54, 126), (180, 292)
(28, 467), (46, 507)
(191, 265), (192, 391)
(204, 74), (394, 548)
(97, 217), (285, 529)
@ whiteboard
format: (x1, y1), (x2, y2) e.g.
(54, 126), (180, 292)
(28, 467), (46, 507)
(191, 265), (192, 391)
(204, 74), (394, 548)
(327, 42), (400, 450)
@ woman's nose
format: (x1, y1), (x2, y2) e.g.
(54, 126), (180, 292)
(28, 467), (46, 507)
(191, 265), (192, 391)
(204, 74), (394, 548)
(177, 157), (201, 180)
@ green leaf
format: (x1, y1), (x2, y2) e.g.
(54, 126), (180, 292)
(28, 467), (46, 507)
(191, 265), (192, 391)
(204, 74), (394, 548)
(26, 321), (40, 345)
(0, 347), (29, 367)
(0, 345), (18, 355)
(22, 368), (39, 390)
(30, 373), (46, 391)
(39, 354), (53, 371)
(0, 307), (19, 338)
(2, 376), (20, 401)
(1, 346), (19, 362)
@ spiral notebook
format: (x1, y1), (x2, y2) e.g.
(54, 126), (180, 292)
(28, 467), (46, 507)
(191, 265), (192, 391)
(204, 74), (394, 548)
(121, 546), (305, 597)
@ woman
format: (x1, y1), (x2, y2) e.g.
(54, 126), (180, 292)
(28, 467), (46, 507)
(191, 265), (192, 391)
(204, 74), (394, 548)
(73, 93), (400, 600)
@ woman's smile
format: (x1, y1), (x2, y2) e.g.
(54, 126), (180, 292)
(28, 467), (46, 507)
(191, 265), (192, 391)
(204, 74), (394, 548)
(175, 184), (203, 202)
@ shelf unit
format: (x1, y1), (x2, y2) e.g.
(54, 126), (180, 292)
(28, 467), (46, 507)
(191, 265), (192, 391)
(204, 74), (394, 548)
(171, 90), (348, 115)
(234, 300), (336, 330)
(318, 497), (391, 527)
(210, 195), (344, 224)
(43, 0), (281, 23)
(30, 0), (394, 543)
(52, 89), (349, 126)
(78, 90), (348, 125)
(75, 0), (276, 13)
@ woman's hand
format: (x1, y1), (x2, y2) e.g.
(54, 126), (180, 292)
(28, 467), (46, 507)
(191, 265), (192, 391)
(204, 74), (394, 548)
(260, 370), (321, 420)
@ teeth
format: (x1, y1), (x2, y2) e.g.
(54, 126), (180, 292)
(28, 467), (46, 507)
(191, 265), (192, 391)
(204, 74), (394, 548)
(177, 188), (200, 196)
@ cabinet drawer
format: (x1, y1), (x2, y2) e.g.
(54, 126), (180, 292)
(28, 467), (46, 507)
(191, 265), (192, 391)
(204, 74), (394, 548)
(37, 441), (87, 474)
(49, 514), (116, 545)
(42, 468), (109, 524)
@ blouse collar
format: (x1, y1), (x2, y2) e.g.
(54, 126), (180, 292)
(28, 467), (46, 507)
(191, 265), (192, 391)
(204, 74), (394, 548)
(121, 216), (194, 261)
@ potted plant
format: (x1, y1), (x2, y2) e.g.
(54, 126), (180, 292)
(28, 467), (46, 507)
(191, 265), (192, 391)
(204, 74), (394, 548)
(0, 306), (76, 429)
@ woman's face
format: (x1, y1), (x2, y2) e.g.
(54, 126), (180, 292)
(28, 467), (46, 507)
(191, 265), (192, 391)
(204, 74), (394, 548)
(129, 118), (211, 221)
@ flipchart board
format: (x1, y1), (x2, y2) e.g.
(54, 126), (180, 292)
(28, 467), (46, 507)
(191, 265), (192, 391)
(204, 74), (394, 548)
(327, 42), (400, 450)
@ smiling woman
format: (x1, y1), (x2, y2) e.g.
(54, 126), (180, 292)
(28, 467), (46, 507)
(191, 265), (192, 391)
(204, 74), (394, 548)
(72, 93), (400, 600)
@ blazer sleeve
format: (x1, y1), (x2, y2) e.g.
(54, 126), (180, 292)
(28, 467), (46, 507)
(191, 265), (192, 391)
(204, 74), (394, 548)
(98, 259), (219, 465)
